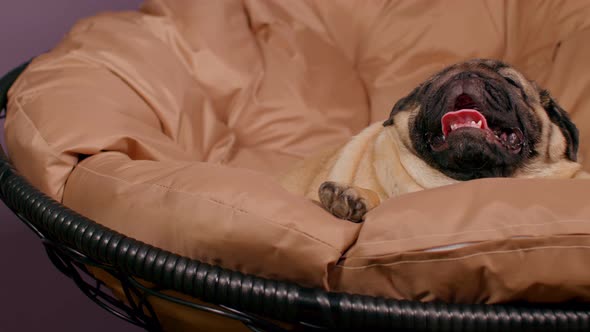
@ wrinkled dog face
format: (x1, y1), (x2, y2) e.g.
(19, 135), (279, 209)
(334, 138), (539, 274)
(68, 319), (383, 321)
(384, 59), (579, 180)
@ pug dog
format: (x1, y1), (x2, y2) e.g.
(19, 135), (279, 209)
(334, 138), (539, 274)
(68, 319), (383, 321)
(279, 59), (588, 222)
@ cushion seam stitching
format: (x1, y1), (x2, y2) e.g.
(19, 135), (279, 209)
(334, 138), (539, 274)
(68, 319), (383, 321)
(337, 244), (590, 269)
(358, 218), (590, 246)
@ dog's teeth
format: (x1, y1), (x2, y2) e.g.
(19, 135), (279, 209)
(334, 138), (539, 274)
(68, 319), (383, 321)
(451, 124), (457, 130)
(509, 133), (518, 144)
(470, 121), (476, 125)
(476, 120), (482, 128)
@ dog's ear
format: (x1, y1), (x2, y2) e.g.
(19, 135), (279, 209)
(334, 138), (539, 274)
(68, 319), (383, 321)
(383, 86), (421, 126)
(540, 90), (579, 161)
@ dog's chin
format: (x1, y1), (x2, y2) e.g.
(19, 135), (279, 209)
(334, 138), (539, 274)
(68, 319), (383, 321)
(425, 128), (525, 180)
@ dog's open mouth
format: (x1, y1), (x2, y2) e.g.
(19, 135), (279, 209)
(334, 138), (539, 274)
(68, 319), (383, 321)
(428, 94), (525, 154)
(441, 109), (487, 136)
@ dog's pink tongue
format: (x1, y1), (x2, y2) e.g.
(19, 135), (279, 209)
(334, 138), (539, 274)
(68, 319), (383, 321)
(441, 109), (489, 136)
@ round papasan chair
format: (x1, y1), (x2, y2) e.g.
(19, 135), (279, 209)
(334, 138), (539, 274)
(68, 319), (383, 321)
(3, 1), (590, 331)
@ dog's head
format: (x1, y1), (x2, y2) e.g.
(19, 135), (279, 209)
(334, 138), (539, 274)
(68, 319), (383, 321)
(384, 59), (580, 180)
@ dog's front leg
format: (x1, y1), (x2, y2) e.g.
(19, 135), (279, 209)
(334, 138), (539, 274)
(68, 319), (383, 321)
(318, 181), (381, 223)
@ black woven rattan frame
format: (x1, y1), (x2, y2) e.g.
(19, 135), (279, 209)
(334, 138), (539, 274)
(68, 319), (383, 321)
(2, 61), (590, 332)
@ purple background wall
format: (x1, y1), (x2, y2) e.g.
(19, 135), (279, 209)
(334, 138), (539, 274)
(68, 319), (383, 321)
(1, 1), (143, 331)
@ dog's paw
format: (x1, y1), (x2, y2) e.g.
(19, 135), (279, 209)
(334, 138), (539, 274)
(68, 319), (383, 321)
(318, 181), (370, 223)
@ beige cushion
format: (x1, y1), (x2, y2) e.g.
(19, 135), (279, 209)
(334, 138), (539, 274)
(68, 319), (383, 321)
(5, 0), (590, 305)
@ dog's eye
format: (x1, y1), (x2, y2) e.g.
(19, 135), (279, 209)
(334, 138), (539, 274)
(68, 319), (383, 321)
(504, 77), (520, 87)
